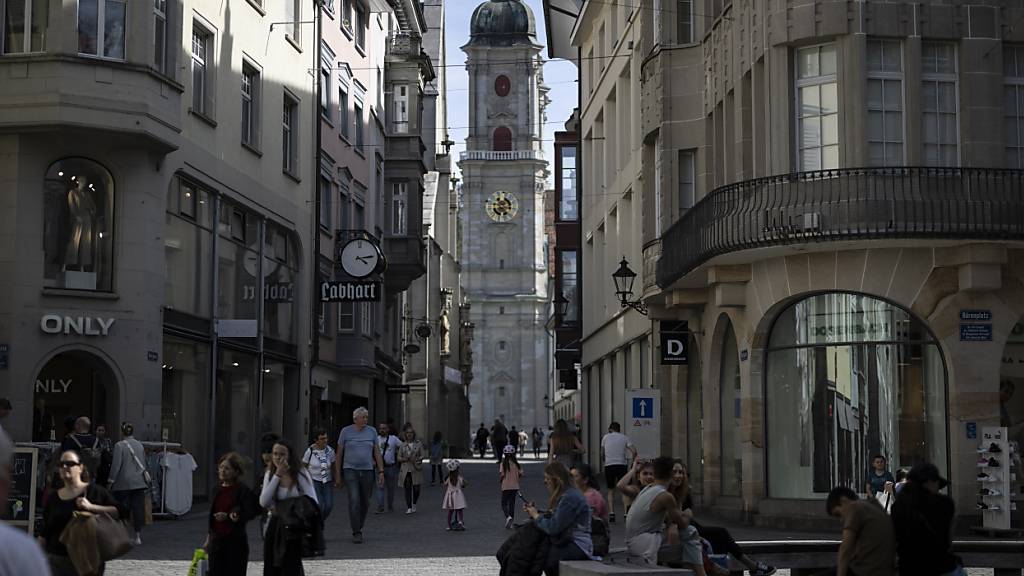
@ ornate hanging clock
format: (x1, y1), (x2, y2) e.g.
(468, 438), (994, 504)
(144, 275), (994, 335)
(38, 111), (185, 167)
(485, 190), (519, 222)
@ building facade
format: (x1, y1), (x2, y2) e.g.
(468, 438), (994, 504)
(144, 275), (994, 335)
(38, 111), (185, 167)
(0, 0), (316, 491)
(461, 0), (551, 432)
(567, 0), (1024, 527)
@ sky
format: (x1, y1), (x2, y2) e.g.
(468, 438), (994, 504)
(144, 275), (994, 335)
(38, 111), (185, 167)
(444, 0), (579, 184)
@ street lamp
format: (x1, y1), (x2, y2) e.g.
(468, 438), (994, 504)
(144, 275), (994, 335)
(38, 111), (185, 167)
(612, 257), (648, 315)
(553, 292), (570, 321)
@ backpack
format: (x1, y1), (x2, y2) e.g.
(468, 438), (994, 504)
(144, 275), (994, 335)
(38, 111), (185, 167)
(591, 517), (610, 557)
(71, 435), (103, 477)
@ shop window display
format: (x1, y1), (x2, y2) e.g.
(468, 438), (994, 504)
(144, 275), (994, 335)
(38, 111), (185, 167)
(43, 158), (114, 291)
(1001, 320), (1024, 516)
(161, 336), (210, 496)
(766, 293), (947, 499)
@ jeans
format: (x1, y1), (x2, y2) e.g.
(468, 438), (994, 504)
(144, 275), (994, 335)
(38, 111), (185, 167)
(114, 488), (146, 534)
(376, 465), (398, 511)
(312, 480), (334, 520)
(343, 468), (375, 535)
(501, 489), (518, 520)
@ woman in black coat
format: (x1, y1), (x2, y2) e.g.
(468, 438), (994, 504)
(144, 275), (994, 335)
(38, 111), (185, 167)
(205, 452), (259, 576)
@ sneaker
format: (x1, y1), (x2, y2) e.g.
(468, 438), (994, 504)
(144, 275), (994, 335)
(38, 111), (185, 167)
(411, 504), (417, 512)
(989, 457), (1001, 468)
(505, 516), (513, 529)
(752, 563), (777, 576)
(134, 534), (142, 546)
(979, 457), (991, 466)
(609, 513), (616, 524)
(978, 472), (990, 480)
(456, 522), (466, 531)
(353, 532), (363, 544)
(446, 525), (452, 531)
(990, 443), (1003, 453)
(406, 508), (414, 514)
(977, 502), (989, 510)
(981, 488), (1002, 496)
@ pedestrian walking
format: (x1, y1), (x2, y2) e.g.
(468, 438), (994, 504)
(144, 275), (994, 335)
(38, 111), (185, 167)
(333, 407), (386, 544)
(259, 440), (318, 575)
(107, 422), (148, 545)
(204, 452), (258, 576)
(398, 426), (426, 514)
(0, 427), (51, 576)
(491, 419), (509, 463)
(94, 423), (113, 486)
(509, 426), (519, 457)
(549, 418), (584, 469)
(442, 460), (467, 531)
(257, 433), (281, 536)
(531, 427), (543, 459)
(301, 429), (336, 520)
(826, 486), (897, 576)
(518, 429), (528, 456)
(474, 423), (490, 459)
(41, 450), (124, 576)
(601, 422), (636, 523)
(429, 431), (445, 485)
(498, 445), (523, 529)
(375, 422), (401, 513)
(61, 416), (102, 480)
(524, 462), (595, 574)
(891, 463), (961, 576)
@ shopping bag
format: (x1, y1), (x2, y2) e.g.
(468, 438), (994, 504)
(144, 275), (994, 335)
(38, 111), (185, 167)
(188, 548), (208, 576)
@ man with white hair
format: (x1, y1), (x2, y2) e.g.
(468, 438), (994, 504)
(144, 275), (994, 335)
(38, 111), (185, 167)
(333, 406), (385, 544)
(0, 428), (52, 575)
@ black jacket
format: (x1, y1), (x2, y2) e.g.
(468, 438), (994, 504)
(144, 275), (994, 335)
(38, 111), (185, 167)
(497, 521), (552, 576)
(271, 495), (324, 562)
(208, 482), (258, 537)
(891, 483), (959, 575)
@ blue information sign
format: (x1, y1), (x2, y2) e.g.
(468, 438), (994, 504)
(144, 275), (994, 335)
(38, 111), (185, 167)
(960, 323), (993, 341)
(960, 309), (992, 322)
(632, 398), (654, 419)
(967, 422), (977, 439)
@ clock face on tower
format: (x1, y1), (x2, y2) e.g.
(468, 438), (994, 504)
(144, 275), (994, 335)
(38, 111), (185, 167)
(495, 75), (511, 97)
(485, 190), (519, 222)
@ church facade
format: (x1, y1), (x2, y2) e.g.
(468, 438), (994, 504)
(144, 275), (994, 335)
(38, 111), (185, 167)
(460, 0), (551, 432)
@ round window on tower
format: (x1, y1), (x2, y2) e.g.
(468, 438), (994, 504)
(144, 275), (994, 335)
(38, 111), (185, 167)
(495, 75), (511, 97)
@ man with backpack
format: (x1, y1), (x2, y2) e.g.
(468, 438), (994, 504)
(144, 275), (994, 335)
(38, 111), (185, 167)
(60, 416), (102, 479)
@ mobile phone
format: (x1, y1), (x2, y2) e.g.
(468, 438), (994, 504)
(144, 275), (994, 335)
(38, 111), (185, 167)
(516, 491), (529, 504)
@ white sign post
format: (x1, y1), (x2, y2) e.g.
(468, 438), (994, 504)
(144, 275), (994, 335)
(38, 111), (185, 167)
(625, 389), (661, 458)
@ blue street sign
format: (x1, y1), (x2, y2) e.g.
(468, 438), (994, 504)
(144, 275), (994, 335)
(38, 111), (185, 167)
(632, 398), (654, 419)
(967, 422), (977, 439)
(960, 323), (993, 342)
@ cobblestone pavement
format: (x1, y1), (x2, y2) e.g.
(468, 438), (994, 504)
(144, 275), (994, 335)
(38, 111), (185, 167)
(103, 453), (997, 575)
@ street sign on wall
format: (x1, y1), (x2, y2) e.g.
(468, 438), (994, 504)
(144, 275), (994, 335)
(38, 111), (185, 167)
(625, 389), (661, 458)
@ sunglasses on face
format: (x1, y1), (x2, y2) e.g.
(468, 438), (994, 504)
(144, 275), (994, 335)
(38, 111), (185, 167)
(60, 461), (81, 469)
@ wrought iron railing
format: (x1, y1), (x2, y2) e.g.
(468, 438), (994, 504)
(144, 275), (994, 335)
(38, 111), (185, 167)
(656, 167), (1024, 288)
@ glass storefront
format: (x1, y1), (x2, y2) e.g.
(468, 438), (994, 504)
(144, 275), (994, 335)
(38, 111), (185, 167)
(165, 180), (213, 316)
(216, 348), (257, 484)
(1001, 320), (1024, 516)
(766, 293), (948, 499)
(719, 321), (742, 496)
(161, 336), (210, 496)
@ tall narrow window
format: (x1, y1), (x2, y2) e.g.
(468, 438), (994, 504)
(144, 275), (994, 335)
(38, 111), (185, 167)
(283, 95), (298, 174)
(676, 0), (693, 44)
(286, 0), (300, 43)
(320, 176), (332, 230)
(796, 44), (839, 170)
(338, 302), (355, 331)
(339, 85), (350, 138)
(394, 85), (409, 133)
(191, 25), (211, 116)
(921, 42), (959, 166)
(654, 137), (663, 237)
(320, 68), (331, 120)
(866, 39), (904, 167)
(493, 127), (512, 151)
(392, 182), (408, 235)
(361, 302), (372, 335)
(153, 0), (167, 72)
(678, 149), (695, 211)
(559, 146), (578, 220)
(241, 64), (260, 149)
(4, 0), (49, 54)
(354, 3), (365, 50)
(354, 102), (364, 152)
(560, 251), (579, 323)
(1004, 46), (1024, 168)
(78, 0), (125, 59)
(340, 0), (352, 33)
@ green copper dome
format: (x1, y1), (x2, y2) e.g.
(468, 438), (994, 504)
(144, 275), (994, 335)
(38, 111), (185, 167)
(469, 0), (537, 47)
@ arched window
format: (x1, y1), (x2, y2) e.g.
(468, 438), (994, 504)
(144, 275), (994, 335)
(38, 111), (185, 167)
(765, 293), (948, 498)
(493, 126), (512, 151)
(43, 158), (115, 291)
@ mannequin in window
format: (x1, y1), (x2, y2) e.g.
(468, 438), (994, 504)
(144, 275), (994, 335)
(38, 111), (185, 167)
(64, 177), (98, 272)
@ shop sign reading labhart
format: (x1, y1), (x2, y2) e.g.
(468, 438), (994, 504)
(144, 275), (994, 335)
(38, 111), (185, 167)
(320, 280), (381, 302)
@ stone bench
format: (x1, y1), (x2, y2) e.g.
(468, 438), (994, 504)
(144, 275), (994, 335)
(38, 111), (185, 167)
(559, 561), (693, 576)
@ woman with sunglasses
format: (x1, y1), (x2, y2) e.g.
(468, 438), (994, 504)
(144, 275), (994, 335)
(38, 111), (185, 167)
(40, 450), (123, 575)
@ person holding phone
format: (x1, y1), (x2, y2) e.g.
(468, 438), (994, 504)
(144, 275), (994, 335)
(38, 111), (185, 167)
(205, 452), (258, 576)
(524, 462), (595, 574)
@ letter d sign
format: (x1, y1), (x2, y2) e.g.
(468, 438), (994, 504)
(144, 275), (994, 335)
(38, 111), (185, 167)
(659, 332), (688, 365)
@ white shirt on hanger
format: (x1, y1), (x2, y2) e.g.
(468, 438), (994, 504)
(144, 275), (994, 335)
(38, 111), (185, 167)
(161, 451), (197, 516)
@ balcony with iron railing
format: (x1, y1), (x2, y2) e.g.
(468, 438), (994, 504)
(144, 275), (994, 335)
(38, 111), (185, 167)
(459, 150), (545, 161)
(656, 167), (1024, 289)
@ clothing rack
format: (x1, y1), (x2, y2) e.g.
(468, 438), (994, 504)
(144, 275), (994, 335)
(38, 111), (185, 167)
(139, 440), (183, 518)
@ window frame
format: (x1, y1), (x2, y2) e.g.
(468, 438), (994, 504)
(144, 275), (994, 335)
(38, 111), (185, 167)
(339, 84), (350, 140)
(338, 301), (355, 332)
(3, 0), (48, 54)
(353, 1), (365, 52)
(319, 174), (332, 231)
(153, 0), (168, 73)
(794, 43), (840, 171)
(677, 149), (695, 212)
(241, 61), (261, 150)
(920, 41), (960, 167)
(77, 0), (127, 60)
(391, 181), (407, 235)
(558, 145), (578, 221)
(866, 39), (905, 167)
(676, 0), (693, 45)
(354, 101), (364, 154)
(1004, 46), (1024, 169)
(558, 249), (579, 324)
(190, 22), (213, 118)
(393, 84), (409, 133)
(282, 93), (299, 176)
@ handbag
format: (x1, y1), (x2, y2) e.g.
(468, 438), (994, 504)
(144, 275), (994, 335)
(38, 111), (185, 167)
(84, 510), (133, 560)
(124, 441), (153, 488)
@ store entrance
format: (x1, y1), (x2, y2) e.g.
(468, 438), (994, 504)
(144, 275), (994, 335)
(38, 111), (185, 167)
(33, 350), (118, 442)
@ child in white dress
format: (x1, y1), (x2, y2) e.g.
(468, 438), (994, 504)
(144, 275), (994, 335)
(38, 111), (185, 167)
(442, 459), (467, 530)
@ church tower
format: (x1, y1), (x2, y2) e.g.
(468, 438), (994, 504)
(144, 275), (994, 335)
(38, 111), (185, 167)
(460, 0), (550, 432)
